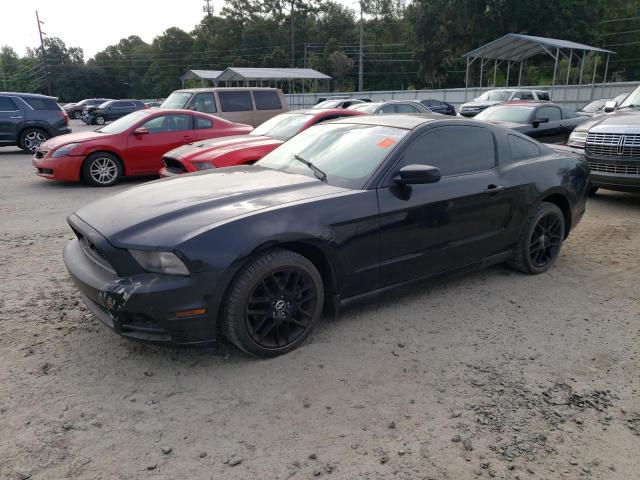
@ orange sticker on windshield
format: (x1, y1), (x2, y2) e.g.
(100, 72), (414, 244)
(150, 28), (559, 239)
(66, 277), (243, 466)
(378, 138), (396, 148)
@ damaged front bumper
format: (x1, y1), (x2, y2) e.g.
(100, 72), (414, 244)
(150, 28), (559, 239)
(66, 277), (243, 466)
(63, 237), (222, 345)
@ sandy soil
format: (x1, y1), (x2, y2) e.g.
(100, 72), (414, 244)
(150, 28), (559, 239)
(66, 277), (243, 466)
(1, 126), (639, 479)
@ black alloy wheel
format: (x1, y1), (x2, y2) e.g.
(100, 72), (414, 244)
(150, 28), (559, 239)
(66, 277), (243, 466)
(528, 212), (563, 269)
(221, 249), (324, 357)
(508, 202), (565, 274)
(245, 266), (317, 349)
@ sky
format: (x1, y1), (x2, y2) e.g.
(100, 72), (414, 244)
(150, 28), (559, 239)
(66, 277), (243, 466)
(1, 0), (356, 60)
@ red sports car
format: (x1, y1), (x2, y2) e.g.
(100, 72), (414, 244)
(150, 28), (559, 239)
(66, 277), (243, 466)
(159, 108), (365, 176)
(33, 109), (252, 186)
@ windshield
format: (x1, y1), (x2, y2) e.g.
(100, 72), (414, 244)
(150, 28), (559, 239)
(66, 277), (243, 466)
(314, 100), (342, 109)
(618, 87), (639, 108)
(161, 92), (193, 109)
(581, 99), (607, 112)
(250, 113), (313, 140)
(97, 110), (150, 134)
(475, 105), (534, 123)
(348, 103), (378, 113)
(477, 90), (511, 102)
(257, 123), (408, 189)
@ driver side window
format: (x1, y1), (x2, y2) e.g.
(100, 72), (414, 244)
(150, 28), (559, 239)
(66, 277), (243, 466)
(399, 126), (496, 177)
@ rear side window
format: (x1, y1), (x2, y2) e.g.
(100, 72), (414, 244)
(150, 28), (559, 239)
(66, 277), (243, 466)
(190, 92), (217, 113)
(195, 116), (213, 129)
(253, 91), (282, 110)
(401, 126), (496, 176)
(537, 106), (561, 121)
(396, 103), (419, 113)
(0, 97), (18, 111)
(514, 91), (534, 100)
(508, 134), (540, 159)
(380, 104), (396, 113)
(537, 92), (551, 101)
(22, 97), (59, 110)
(219, 91), (253, 112)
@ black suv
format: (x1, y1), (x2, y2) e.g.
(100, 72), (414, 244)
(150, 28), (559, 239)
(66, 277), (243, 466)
(64, 98), (112, 119)
(0, 92), (71, 153)
(82, 99), (146, 125)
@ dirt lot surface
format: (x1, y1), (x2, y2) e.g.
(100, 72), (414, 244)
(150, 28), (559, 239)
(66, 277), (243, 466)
(1, 121), (639, 479)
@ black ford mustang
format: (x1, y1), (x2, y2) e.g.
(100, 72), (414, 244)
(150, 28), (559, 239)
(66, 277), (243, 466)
(63, 115), (589, 356)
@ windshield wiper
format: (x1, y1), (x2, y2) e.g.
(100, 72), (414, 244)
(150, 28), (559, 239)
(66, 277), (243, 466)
(618, 104), (639, 109)
(294, 154), (327, 182)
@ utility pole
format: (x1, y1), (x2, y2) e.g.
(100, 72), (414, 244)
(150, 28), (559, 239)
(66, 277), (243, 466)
(358, 1), (363, 92)
(35, 10), (52, 96)
(290, 0), (295, 67)
(202, 0), (213, 16)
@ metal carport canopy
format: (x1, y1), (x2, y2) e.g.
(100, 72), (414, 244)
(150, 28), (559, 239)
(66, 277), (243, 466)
(180, 69), (223, 82)
(217, 67), (331, 82)
(463, 33), (613, 62)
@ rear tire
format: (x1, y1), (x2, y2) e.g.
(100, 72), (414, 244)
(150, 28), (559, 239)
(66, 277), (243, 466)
(221, 249), (324, 357)
(95, 115), (106, 125)
(508, 202), (565, 275)
(19, 128), (49, 153)
(82, 152), (123, 187)
(73, 111), (82, 119)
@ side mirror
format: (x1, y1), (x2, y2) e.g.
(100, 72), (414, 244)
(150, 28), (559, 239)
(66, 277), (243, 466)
(133, 127), (149, 135)
(604, 100), (618, 113)
(395, 164), (441, 185)
(532, 117), (549, 128)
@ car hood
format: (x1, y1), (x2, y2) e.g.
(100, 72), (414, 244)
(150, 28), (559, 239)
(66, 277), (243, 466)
(41, 131), (110, 150)
(574, 108), (640, 133)
(460, 101), (500, 109)
(73, 166), (349, 248)
(481, 120), (525, 130)
(166, 135), (280, 160)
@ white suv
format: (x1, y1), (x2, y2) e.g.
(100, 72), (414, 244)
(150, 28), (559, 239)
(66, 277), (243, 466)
(459, 89), (551, 117)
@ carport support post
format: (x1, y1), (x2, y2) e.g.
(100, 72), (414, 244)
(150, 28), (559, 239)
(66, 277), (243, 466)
(493, 59), (498, 87)
(563, 49), (573, 104)
(479, 59), (484, 88)
(506, 61), (510, 87)
(551, 48), (559, 98)
(576, 52), (585, 110)
(590, 54), (599, 101)
(602, 53), (610, 98)
(517, 61), (523, 86)
(464, 57), (470, 101)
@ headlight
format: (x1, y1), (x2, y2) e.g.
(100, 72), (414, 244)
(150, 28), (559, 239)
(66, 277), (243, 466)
(192, 162), (215, 170)
(52, 143), (80, 157)
(129, 250), (190, 275)
(568, 131), (587, 148)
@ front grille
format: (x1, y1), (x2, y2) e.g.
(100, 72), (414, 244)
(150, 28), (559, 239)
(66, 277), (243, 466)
(589, 162), (640, 176)
(586, 133), (640, 159)
(79, 236), (115, 273)
(163, 156), (188, 173)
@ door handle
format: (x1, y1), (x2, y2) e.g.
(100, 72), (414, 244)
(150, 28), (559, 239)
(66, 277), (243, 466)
(183, 136), (195, 141)
(10, 116), (23, 119)
(485, 184), (505, 195)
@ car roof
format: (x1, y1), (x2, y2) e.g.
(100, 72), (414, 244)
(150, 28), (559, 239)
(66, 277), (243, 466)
(288, 108), (362, 115)
(500, 101), (562, 107)
(0, 91), (58, 100)
(172, 87), (281, 93)
(331, 113), (442, 129)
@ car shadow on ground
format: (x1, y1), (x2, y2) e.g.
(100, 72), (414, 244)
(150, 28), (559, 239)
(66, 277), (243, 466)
(34, 175), (159, 190)
(589, 190), (640, 207)
(79, 262), (510, 368)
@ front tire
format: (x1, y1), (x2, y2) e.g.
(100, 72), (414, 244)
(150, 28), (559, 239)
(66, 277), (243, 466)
(19, 128), (49, 153)
(95, 115), (106, 125)
(508, 202), (565, 275)
(221, 249), (324, 357)
(587, 185), (599, 196)
(82, 152), (123, 186)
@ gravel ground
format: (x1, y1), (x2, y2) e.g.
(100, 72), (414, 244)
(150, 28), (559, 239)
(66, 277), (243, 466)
(1, 121), (639, 479)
